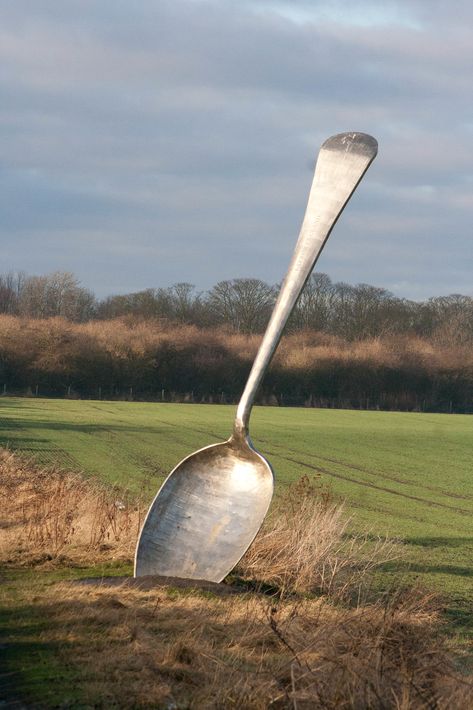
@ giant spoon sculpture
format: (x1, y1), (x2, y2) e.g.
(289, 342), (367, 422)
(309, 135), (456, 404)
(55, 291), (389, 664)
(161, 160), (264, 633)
(135, 132), (378, 583)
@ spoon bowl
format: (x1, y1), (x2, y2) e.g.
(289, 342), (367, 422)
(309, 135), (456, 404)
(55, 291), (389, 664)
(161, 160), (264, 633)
(135, 435), (273, 580)
(135, 132), (378, 582)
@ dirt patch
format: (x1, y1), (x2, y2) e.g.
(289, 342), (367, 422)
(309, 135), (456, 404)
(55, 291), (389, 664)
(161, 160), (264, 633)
(75, 574), (243, 596)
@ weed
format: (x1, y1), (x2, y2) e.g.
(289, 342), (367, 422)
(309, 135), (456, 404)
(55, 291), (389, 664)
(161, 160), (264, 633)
(237, 475), (402, 599)
(0, 449), (145, 566)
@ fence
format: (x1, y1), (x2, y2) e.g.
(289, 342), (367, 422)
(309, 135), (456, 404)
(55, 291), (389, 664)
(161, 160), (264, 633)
(1, 385), (472, 414)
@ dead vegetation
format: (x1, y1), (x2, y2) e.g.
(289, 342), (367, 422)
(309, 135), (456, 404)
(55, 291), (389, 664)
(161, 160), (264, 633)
(1, 449), (472, 708)
(236, 476), (400, 598)
(0, 448), (146, 566)
(29, 581), (470, 709)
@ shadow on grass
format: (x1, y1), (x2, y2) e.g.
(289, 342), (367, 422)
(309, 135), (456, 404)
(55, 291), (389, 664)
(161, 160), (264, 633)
(380, 560), (473, 578)
(406, 536), (473, 549)
(374, 559), (473, 654)
(0, 563), (135, 705)
(0, 603), (77, 706)
(0, 417), (168, 436)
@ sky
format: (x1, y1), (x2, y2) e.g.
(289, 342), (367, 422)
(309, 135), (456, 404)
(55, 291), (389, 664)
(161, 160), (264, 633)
(1, 0), (472, 300)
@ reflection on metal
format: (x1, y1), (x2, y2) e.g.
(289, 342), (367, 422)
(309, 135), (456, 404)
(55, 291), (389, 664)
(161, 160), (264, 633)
(135, 132), (378, 583)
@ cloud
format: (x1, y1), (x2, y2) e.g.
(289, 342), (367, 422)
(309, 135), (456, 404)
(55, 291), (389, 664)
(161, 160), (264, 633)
(0, 0), (472, 299)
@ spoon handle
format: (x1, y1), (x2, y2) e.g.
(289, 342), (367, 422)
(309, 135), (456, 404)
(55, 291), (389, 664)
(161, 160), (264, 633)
(233, 132), (378, 439)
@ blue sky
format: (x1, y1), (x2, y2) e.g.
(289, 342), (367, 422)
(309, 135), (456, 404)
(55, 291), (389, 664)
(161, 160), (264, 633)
(1, 0), (472, 299)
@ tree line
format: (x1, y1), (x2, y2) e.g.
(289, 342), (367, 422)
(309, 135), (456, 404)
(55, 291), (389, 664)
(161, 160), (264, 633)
(0, 316), (471, 413)
(1, 270), (472, 343)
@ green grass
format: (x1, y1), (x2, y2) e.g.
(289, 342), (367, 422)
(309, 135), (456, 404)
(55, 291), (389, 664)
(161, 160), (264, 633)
(0, 562), (133, 706)
(1, 397), (472, 628)
(1, 396), (472, 704)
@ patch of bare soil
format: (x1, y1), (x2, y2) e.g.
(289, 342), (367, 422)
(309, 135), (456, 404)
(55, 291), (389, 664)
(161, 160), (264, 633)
(75, 573), (242, 596)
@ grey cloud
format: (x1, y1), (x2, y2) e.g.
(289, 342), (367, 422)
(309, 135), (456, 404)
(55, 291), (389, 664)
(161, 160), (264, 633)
(0, 0), (472, 299)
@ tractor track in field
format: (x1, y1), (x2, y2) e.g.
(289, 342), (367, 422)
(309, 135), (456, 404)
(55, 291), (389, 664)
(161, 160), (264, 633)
(86, 407), (473, 503)
(148, 417), (473, 515)
(83, 405), (473, 504)
(3, 404), (470, 516)
(267, 451), (473, 517)
(346, 498), (463, 530)
(0, 416), (80, 471)
(257, 435), (473, 502)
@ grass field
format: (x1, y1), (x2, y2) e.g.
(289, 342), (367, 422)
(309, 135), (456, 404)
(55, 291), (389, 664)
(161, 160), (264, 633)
(0, 396), (472, 623)
(1, 396), (472, 705)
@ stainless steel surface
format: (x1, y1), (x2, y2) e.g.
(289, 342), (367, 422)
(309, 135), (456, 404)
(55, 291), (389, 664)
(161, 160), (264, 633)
(135, 132), (378, 583)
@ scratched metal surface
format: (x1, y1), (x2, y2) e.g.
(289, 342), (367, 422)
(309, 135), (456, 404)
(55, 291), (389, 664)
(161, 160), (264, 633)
(135, 440), (274, 581)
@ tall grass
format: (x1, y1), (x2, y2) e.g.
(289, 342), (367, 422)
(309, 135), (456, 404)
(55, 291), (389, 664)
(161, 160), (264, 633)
(35, 581), (470, 709)
(237, 476), (400, 598)
(0, 449), (145, 565)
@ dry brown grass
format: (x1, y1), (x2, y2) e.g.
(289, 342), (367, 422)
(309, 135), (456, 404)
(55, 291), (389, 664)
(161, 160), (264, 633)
(0, 448), (145, 566)
(17, 579), (471, 709)
(237, 476), (401, 599)
(1, 449), (472, 708)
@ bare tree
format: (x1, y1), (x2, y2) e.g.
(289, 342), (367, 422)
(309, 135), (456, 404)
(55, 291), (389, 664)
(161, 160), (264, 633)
(292, 273), (335, 331)
(0, 271), (26, 314)
(428, 294), (473, 344)
(167, 283), (205, 324)
(325, 282), (410, 339)
(206, 278), (276, 333)
(347, 284), (396, 338)
(95, 284), (205, 324)
(18, 271), (95, 321)
(8, 266), (469, 346)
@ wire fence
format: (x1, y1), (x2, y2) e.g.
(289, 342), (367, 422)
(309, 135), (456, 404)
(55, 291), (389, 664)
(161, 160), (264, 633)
(1, 384), (472, 414)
